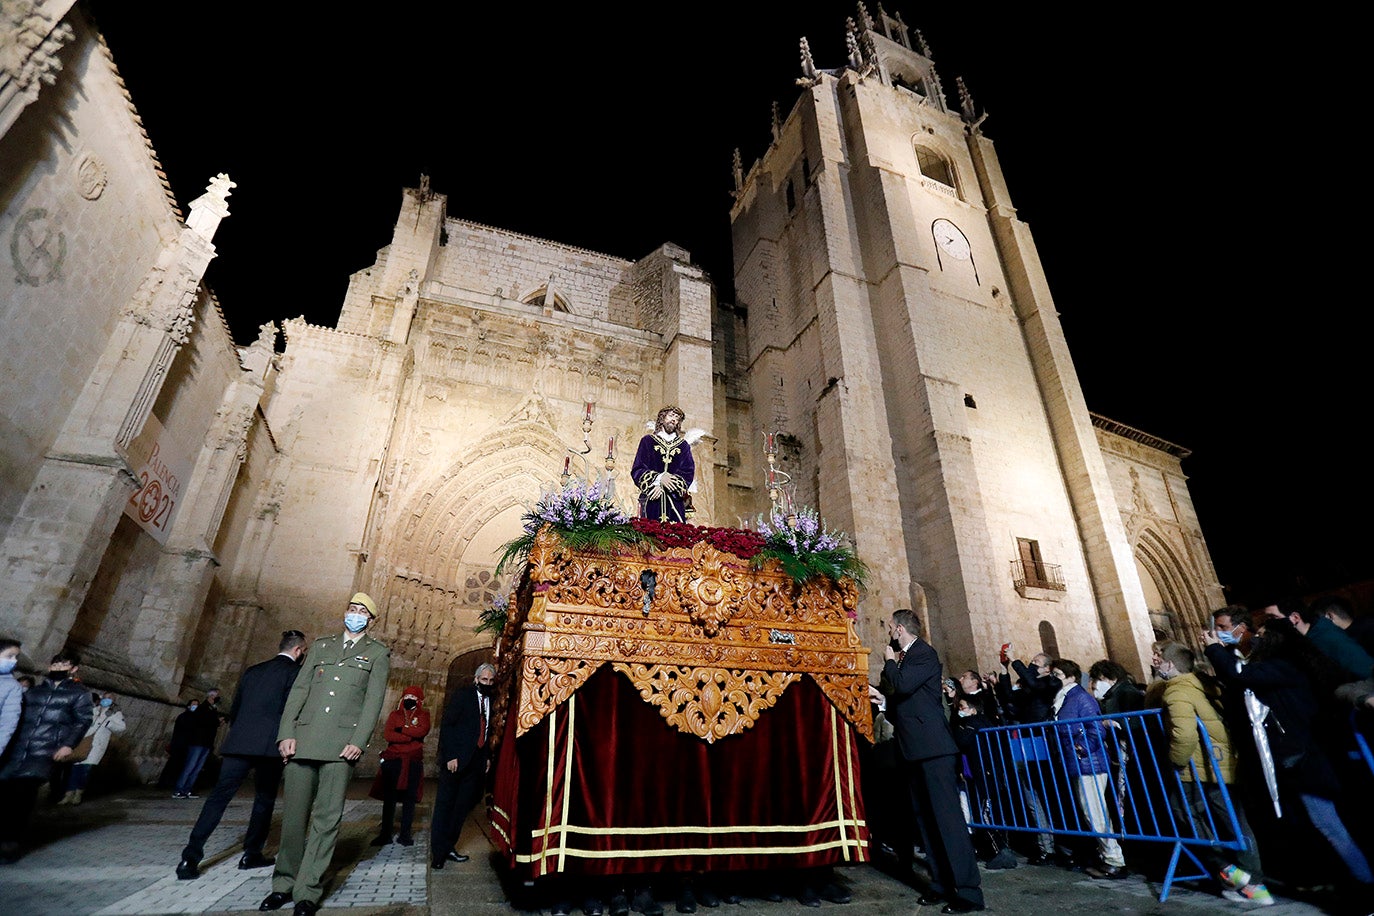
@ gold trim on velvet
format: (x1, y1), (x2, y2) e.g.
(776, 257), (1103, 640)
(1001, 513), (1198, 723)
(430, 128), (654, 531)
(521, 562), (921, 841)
(528, 817), (869, 838)
(513, 837), (870, 863)
(501, 525), (873, 743)
(829, 704), (850, 861)
(558, 693), (576, 873)
(610, 663), (799, 743)
(540, 705), (558, 875)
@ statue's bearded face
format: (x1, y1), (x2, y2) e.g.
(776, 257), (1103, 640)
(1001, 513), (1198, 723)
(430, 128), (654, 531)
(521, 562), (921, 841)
(656, 408), (684, 434)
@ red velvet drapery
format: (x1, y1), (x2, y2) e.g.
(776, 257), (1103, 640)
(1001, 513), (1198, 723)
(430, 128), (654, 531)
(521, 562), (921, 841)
(490, 667), (868, 879)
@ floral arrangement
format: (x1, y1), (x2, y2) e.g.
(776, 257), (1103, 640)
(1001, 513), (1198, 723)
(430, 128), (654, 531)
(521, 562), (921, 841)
(474, 592), (509, 637)
(630, 518), (766, 560)
(751, 506), (868, 587)
(495, 478), (650, 576)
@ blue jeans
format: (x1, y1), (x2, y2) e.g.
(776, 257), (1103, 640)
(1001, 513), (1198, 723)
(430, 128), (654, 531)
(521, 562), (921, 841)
(175, 746), (212, 795)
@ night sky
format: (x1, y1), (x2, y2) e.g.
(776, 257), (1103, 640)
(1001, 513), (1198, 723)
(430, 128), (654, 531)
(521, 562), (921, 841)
(83, 4), (1364, 609)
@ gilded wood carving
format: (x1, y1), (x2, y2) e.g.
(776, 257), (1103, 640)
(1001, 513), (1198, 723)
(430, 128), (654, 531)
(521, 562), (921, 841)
(500, 525), (872, 742)
(612, 663), (800, 743)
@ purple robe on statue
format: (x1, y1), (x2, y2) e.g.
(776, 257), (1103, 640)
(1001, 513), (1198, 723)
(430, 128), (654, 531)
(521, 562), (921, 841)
(631, 432), (695, 522)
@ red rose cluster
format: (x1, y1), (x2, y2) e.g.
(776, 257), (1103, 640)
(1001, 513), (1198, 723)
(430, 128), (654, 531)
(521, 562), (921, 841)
(630, 518), (766, 561)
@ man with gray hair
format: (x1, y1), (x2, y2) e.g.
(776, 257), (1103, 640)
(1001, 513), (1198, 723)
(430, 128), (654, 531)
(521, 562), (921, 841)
(430, 663), (497, 869)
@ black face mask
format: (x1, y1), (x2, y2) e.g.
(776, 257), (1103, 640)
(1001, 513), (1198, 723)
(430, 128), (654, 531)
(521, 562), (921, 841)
(888, 638), (902, 652)
(476, 683), (493, 697)
(402, 699), (417, 710)
(47, 669), (70, 681)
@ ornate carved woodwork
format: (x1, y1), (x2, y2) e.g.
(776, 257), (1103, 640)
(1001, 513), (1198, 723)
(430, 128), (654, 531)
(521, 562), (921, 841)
(497, 525), (873, 747)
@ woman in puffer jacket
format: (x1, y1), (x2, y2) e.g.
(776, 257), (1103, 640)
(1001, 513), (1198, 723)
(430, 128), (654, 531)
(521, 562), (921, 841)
(368, 684), (431, 846)
(59, 691), (127, 805)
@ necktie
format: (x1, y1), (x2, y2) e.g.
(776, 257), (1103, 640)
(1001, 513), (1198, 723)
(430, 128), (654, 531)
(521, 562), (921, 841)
(477, 695), (488, 747)
(343, 640), (355, 654)
(896, 649), (906, 664)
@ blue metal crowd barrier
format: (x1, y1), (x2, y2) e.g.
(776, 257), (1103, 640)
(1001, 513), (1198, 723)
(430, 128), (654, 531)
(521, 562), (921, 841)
(965, 708), (1246, 902)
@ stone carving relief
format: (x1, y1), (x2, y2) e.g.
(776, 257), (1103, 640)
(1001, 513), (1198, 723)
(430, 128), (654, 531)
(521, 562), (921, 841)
(75, 151), (107, 200)
(9, 206), (65, 285)
(1, 4), (74, 106)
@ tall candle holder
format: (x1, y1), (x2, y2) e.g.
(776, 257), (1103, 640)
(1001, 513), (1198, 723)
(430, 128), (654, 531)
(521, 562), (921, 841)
(561, 401), (616, 499)
(763, 431), (797, 527)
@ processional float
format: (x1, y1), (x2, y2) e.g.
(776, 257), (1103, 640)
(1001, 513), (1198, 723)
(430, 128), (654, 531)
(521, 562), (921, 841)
(484, 415), (873, 881)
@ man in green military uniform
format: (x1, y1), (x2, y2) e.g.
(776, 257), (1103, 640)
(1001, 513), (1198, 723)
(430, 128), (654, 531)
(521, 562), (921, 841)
(260, 593), (390, 916)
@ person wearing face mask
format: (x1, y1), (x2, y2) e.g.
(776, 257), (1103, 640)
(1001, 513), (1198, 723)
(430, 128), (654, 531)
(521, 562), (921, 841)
(262, 594), (389, 916)
(430, 663), (497, 872)
(1149, 641), (1271, 905)
(58, 690), (126, 805)
(173, 687), (226, 798)
(0, 649), (92, 864)
(176, 630), (309, 880)
(368, 684), (430, 847)
(0, 638), (23, 759)
(1047, 658), (1127, 880)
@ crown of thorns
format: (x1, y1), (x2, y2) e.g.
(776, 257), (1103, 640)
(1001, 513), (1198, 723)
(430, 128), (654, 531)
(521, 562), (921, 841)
(654, 406), (685, 431)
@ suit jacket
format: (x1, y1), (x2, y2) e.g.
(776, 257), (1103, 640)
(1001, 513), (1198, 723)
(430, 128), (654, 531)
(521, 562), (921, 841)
(881, 638), (958, 761)
(221, 654), (302, 757)
(277, 632), (390, 761)
(438, 684), (490, 771)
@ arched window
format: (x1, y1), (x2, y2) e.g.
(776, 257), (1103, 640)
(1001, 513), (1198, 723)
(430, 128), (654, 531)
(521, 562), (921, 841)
(522, 288), (569, 312)
(914, 145), (955, 189)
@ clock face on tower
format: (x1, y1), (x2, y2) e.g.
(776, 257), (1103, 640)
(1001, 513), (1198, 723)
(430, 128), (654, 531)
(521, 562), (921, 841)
(931, 219), (971, 261)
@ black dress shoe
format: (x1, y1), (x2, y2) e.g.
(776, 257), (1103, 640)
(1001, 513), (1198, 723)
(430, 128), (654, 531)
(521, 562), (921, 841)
(292, 902), (319, 916)
(551, 902), (573, 916)
(430, 857), (444, 870)
(239, 852), (275, 869)
(797, 885), (821, 908)
(369, 834), (392, 846)
(582, 897), (605, 916)
(940, 903), (985, 914)
(259, 892), (292, 911)
(677, 887), (697, 913)
(1086, 863), (1128, 880)
(609, 892), (631, 916)
(396, 834), (414, 846)
(917, 895), (944, 906)
(820, 882), (852, 904)
(176, 859), (200, 880)
(696, 886), (721, 908)
(447, 850), (469, 862)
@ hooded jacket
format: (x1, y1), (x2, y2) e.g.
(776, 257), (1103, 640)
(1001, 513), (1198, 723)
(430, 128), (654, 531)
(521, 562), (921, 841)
(1155, 671), (1235, 784)
(379, 685), (430, 791)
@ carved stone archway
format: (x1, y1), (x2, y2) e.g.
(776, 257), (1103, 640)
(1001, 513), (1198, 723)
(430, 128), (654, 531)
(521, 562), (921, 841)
(374, 414), (593, 682)
(1133, 527), (1209, 648)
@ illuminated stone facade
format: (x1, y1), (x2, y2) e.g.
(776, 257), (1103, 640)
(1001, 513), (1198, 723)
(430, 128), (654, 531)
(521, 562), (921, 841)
(0, 4), (1223, 778)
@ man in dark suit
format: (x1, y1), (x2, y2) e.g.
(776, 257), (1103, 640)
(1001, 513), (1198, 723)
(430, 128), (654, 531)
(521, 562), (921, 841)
(177, 630), (308, 879)
(430, 663), (496, 870)
(876, 609), (984, 914)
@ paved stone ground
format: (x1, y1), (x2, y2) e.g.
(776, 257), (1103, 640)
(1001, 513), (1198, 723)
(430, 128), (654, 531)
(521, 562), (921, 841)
(0, 780), (1349, 915)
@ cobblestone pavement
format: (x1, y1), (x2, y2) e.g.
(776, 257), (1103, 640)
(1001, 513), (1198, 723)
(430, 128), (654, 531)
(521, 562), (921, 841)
(0, 781), (1345, 915)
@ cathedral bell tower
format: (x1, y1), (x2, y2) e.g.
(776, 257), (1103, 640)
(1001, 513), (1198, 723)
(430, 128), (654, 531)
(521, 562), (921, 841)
(728, 4), (1154, 676)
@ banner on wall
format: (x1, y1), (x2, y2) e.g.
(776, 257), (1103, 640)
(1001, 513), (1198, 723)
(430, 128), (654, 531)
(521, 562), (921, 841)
(122, 413), (192, 544)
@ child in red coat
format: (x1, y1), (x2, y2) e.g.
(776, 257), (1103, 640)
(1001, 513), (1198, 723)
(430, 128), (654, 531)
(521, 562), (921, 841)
(369, 685), (431, 846)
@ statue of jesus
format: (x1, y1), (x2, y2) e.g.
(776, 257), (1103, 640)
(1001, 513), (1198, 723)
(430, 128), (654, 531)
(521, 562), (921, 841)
(631, 406), (697, 523)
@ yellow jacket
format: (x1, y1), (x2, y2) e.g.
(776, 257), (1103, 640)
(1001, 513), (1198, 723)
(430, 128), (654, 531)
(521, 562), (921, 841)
(1158, 672), (1236, 784)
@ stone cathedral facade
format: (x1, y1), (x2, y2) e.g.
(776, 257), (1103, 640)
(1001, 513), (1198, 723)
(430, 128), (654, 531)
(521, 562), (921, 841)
(1, 3), (1224, 779)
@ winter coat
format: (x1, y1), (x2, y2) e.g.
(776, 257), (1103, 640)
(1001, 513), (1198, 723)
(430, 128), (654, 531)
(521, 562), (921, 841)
(81, 705), (128, 767)
(1155, 672), (1235, 784)
(0, 677), (93, 780)
(0, 674), (21, 757)
(1051, 682), (1110, 777)
(369, 684), (431, 801)
(187, 701), (224, 748)
(1100, 680), (1145, 715)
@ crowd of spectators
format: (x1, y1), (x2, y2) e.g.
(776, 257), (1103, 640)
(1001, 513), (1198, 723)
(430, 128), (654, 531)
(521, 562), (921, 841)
(892, 595), (1374, 914)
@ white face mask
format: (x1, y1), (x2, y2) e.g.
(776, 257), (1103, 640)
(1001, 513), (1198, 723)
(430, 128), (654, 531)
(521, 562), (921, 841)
(1091, 680), (1111, 699)
(956, 708), (975, 718)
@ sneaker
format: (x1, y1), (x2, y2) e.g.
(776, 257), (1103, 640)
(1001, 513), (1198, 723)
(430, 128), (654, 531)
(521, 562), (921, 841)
(1220, 865), (1254, 889)
(1238, 884), (1275, 906)
(185, 793), (199, 799)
